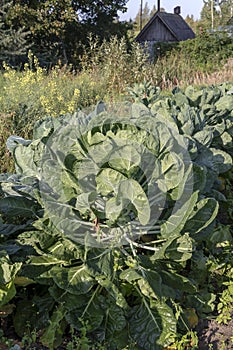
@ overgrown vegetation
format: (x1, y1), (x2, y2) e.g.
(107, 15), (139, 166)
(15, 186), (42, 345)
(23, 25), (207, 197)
(0, 33), (232, 176)
(0, 30), (232, 348)
(0, 81), (232, 349)
(154, 31), (233, 73)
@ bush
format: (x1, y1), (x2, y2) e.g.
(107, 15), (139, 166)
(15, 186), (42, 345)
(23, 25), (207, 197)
(159, 31), (233, 73)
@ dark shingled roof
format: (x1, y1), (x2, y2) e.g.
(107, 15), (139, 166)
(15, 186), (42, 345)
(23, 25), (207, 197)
(136, 11), (195, 42)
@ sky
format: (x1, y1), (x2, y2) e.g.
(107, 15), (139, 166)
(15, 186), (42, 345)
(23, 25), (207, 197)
(119, 0), (204, 21)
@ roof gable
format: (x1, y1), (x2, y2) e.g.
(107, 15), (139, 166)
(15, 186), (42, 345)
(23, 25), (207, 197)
(136, 11), (195, 42)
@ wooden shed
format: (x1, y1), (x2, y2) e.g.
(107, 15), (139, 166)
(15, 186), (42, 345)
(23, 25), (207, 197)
(135, 7), (195, 45)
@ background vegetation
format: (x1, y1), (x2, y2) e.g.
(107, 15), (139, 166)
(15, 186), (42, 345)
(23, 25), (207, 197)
(0, 0), (232, 348)
(1, 0), (233, 68)
(0, 0), (130, 67)
(0, 31), (232, 174)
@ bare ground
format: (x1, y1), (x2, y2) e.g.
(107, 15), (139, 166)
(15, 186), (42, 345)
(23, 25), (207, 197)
(1, 315), (233, 349)
(196, 317), (233, 350)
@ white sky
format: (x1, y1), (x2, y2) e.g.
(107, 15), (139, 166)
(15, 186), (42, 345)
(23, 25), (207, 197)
(119, 0), (204, 20)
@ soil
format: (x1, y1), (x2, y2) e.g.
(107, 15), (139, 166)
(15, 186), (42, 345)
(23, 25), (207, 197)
(196, 317), (233, 350)
(1, 315), (233, 349)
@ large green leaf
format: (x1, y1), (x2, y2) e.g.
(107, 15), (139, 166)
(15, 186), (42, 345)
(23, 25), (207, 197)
(49, 264), (95, 295)
(96, 168), (127, 196)
(47, 239), (82, 262)
(103, 177), (150, 226)
(86, 249), (114, 278)
(105, 196), (127, 223)
(96, 276), (128, 309)
(120, 267), (162, 298)
(87, 137), (115, 165)
(0, 196), (39, 218)
(215, 95), (233, 111)
(151, 232), (193, 262)
(192, 163), (207, 193)
(120, 268), (142, 283)
(129, 300), (176, 350)
(75, 191), (97, 215)
(0, 253), (21, 284)
(0, 223), (29, 238)
(64, 278), (126, 345)
(116, 179), (150, 225)
(49, 285), (89, 311)
(18, 228), (58, 253)
(33, 116), (62, 140)
(183, 197), (219, 235)
(156, 122), (177, 154)
(98, 296), (127, 346)
(200, 87), (221, 106)
(185, 86), (203, 107)
(160, 191), (199, 238)
(160, 270), (197, 298)
(211, 148), (232, 174)
(108, 143), (141, 173)
(177, 106), (197, 135)
(194, 129), (213, 147)
(0, 281), (16, 308)
(159, 152), (184, 191)
(13, 140), (45, 176)
(66, 294), (104, 331)
(164, 233), (194, 262)
(40, 304), (67, 350)
(195, 147), (232, 175)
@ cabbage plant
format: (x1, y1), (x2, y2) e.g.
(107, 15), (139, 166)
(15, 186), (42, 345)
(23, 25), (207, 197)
(0, 84), (232, 349)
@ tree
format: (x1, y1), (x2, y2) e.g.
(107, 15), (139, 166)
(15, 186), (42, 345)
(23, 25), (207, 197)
(200, 0), (233, 29)
(4, 0), (130, 66)
(0, 1), (30, 66)
(133, 2), (164, 35)
(185, 14), (198, 33)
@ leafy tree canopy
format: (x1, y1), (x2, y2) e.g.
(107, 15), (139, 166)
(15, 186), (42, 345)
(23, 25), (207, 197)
(2, 0), (130, 66)
(200, 0), (233, 29)
(0, 1), (30, 66)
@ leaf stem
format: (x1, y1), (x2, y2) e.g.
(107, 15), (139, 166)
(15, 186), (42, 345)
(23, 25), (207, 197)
(125, 236), (160, 252)
(81, 284), (102, 320)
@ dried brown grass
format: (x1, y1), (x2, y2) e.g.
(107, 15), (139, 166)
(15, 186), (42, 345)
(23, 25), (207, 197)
(184, 59), (233, 87)
(161, 58), (233, 90)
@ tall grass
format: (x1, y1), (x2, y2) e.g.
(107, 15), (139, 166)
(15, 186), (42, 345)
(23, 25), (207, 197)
(153, 54), (233, 90)
(79, 36), (151, 95)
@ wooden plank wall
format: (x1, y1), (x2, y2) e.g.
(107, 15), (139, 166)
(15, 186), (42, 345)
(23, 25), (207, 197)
(140, 18), (177, 42)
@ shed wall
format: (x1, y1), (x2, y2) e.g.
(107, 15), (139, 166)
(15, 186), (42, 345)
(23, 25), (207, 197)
(139, 18), (177, 42)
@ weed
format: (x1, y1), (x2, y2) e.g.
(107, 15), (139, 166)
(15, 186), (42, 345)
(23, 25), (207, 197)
(0, 329), (16, 349)
(164, 331), (199, 350)
(66, 322), (90, 350)
(21, 327), (37, 350)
